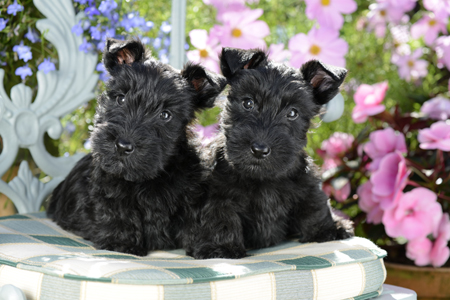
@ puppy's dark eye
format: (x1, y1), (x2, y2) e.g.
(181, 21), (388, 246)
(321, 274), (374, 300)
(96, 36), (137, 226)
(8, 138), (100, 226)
(160, 110), (172, 121)
(287, 108), (299, 120)
(116, 96), (125, 106)
(242, 98), (254, 110)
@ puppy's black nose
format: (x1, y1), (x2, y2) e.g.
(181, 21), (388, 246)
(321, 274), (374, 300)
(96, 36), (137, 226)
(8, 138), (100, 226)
(251, 143), (271, 159)
(115, 139), (134, 155)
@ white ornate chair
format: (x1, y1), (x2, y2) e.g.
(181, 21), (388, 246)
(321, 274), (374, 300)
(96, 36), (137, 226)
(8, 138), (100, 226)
(0, 0), (415, 299)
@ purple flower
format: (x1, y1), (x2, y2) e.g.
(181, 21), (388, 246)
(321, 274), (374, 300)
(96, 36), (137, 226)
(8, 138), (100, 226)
(392, 48), (428, 82)
(85, 6), (100, 18)
(411, 13), (447, 46)
(75, 0), (90, 4)
(187, 29), (221, 73)
(418, 121), (450, 151)
(424, 0), (450, 21)
(305, 0), (357, 30)
(96, 62), (110, 81)
(98, 0), (117, 15)
(421, 97), (450, 120)
(121, 13), (146, 32)
(267, 43), (291, 64)
(289, 27), (348, 68)
(12, 41), (32, 62)
(25, 28), (40, 43)
(90, 25), (102, 40)
(72, 23), (84, 36)
(153, 37), (162, 48)
(15, 64), (32, 80)
(144, 21), (154, 31)
(38, 58), (56, 74)
(160, 21), (171, 33)
(0, 18), (8, 31)
(194, 123), (219, 146)
(7, 0), (24, 16)
(79, 38), (93, 53)
(435, 36), (450, 70)
(215, 9), (269, 50)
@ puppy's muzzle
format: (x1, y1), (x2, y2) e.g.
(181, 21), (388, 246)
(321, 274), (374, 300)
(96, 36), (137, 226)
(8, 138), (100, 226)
(115, 138), (135, 156)
(251, 142), (271, 159)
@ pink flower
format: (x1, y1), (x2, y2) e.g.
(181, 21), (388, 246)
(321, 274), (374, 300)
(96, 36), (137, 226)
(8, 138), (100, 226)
(383, 188), (442, 240)
(435, 36), (450, 70)
(323, 178), (351, 203)
(421, 97), (450, 120)
(267, 43), (290, 64)
(424, 0), (450, 21)
(366, 3), (388, 38)
(406, 237), (433, 266)
(321, 132), (354, 158)
(411, 13), (448, 46)
(214, 9), (269, 50)
(382, 0), (417, 23)
(392, 48), (428, 82)
(357, 181), (383, 224)
(430, 214), (450, 267)
(204, 0), (249, 22)
(418, 121), (450, 151)
(352, 81), (388, 123)
(304, 0), (357, 30)
(364, 128), (407, 171)
(186, 29), (221, 73)
(321, 158), (340, 171)
(288, 27), (348, 68)
(194, 123), (219, 146)
(370, 151), (410, 210)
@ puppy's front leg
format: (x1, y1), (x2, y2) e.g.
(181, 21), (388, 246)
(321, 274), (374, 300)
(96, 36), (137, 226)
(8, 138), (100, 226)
(188, 199), (246, 259)
(289, 186), (354, 243)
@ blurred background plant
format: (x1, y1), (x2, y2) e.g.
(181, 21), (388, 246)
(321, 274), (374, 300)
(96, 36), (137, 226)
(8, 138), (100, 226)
(1, 0), (450, 267)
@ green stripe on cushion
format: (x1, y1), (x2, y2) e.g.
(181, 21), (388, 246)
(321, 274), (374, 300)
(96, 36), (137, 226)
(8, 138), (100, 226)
(0, 234), (39, 244)
(274, 270), (314, 300)
(0, 215), (30, 220)
(361, 259), (386, 295)
(164, 282), (211, 300)
(1, 220), (62, 236)
(165, 268), (235, 283)
(30, 235), (90, 247)
(278, 256), (333, 269)
(93, 254), (139, 260)
(40, 275), (81, 300)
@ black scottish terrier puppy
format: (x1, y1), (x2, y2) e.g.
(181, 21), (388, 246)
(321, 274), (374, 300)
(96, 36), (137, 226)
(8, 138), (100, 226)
(187, 48), (354, 259)
(47, 38), (226, 256)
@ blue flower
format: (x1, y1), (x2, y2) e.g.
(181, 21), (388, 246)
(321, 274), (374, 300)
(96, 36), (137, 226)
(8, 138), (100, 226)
(0, 18), (8, 31)
(96, 62), (110, 81)
(143, 21), (154, 31)
(15, 64), (32, 80)
(85, 6), (100, 18)
(65, 121), (76, 134)
(141, 37), (151, 45)
(84, 139), (91, 150)
(163, 37), (170, 47)
(38, 58), (56, 74)
(12, 41), (32, 62)
(153, 37), (161, 49)
(72, 23), (83, 36)
(160, 21), (171, 34)
(98, 0), (117, 15)
(103, 27), (116, 38)
(89, 25), (102, 40)
(74, 0), (89, 4)
(25, 28), (40, 43)
(7, 0), (24, 16)
(79, 38), (93, 53)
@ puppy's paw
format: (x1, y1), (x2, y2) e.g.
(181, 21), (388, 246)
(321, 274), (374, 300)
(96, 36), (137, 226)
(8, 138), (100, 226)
(334, 219), (354, 240)
(190, 243), (246, 259)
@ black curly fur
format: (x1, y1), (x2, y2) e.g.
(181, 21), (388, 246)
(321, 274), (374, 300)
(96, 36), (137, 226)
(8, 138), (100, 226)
(46, 38), (226, 256)
(186, 48), (354, 259)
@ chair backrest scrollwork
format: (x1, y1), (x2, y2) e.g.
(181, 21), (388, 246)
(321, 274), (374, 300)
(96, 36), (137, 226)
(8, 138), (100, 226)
(0, 0), (99, 213)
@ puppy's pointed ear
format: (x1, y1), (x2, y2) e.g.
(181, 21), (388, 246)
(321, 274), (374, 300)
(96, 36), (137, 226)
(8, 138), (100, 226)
(103, 38), (147, 74)
(300, 60), (347, 105)
(220, 48), (267, 78)
(181, 62), (227, 110)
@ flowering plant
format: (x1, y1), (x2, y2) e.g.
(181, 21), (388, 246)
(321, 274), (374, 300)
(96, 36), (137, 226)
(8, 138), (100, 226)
(320, 86), (450, 267)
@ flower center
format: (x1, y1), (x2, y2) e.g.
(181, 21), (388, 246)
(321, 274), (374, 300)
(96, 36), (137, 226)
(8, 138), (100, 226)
(380, 10), (386, 17)
(321, 0), (330, 6)
(309, 44), (321, 55)
(428, 19), (437, 26)
(407, 60), (414, 67)
(231, 28), (242, 38)
(199, 49), (209, 58)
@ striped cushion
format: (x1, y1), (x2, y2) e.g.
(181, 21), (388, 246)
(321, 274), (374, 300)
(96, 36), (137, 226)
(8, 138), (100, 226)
(0, 213), (387, 300)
